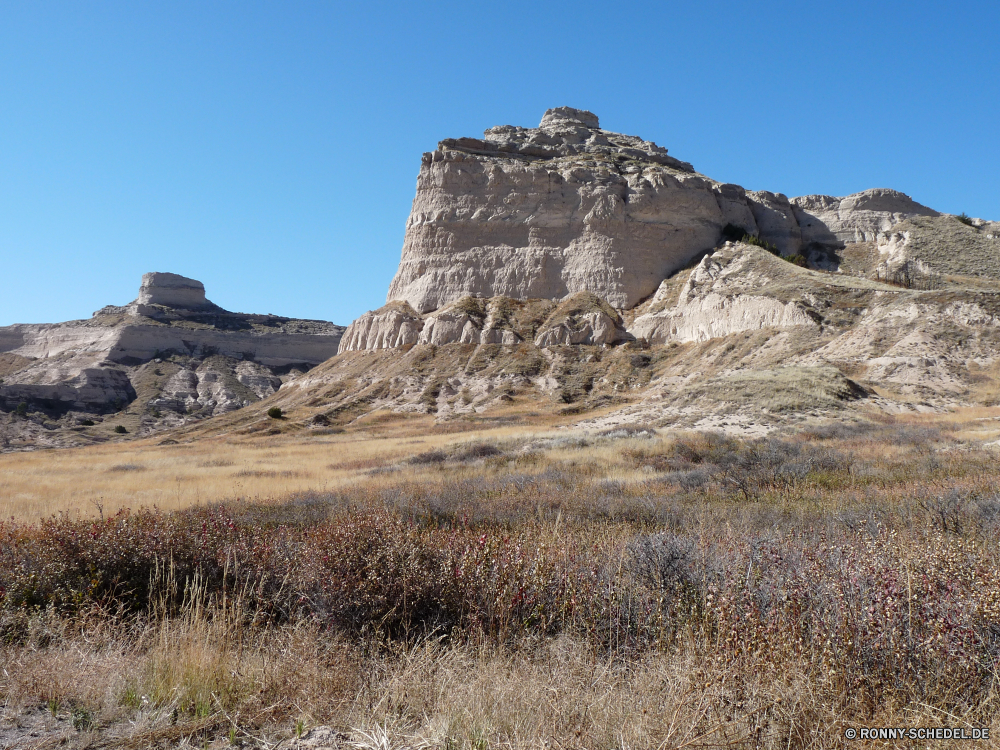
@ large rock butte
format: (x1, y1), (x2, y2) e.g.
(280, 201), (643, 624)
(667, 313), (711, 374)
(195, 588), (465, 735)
(136, 272), (217, 310)
(0, 274), (344, 426)
(384, 107), (939, 316)
(201, 109), (1000, 431)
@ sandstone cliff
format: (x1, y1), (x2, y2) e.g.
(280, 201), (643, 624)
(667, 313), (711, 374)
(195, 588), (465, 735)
(385, 107), (938, 314)
(0, 273), (343, 447)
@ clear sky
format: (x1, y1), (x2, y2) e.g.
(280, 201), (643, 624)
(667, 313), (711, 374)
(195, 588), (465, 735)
(1, 1), (998, 326)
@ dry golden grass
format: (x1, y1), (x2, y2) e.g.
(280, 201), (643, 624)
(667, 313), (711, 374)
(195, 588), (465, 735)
(8, 411), (1000, 747)
(0, 430), (440, 521)
(6, 599), (999, 749)
(0, 412), (632, 521)
(6, 403), (1000, 523)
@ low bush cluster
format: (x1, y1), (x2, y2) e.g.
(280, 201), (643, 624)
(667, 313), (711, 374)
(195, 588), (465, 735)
(2, 470), (1000, 718)
(5, 427), (1000, 739)
(721, 223), (808, 266)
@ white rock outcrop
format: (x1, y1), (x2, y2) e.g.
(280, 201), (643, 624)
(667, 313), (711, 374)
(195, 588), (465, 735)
(418, 303), (519, 346)
(147, 359), (282, 416)
(383, 108), (942, 316)
(0, 273), (344, 418)
(4, 315), (341, 368)
(532, 292), (632, 347)
(137, 272), (216, 309)
(337, 301), (423, 352)
(792, 188), (938, 246)
(338, 292), (630, 352)
(629, 245), (820, 344)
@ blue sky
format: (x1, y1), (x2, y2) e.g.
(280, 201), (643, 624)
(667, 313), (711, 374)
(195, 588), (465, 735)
(1, 1), (997, 326)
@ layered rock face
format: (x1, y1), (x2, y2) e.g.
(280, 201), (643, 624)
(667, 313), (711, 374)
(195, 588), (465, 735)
(384, 108), (937, 314)
(630, 245), (822, 344)
(792, 189), (939, 246)
(337, 302), (424, 352)
(0, 274), (344, 424)
(137, 272), (217, 309)
(339, 292), (629, 353)
(388, 107), (738, 312)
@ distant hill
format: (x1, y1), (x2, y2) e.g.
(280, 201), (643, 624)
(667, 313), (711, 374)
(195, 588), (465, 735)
(0, 272), (343, 450)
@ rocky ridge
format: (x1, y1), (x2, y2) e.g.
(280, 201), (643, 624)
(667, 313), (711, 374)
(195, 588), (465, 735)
(267, 107), (1000, 435)
(8, 108), (999, 446)
(0, 273), (343, 449)
(385, 107), (941, 314)
(259, 239), (1000, 438)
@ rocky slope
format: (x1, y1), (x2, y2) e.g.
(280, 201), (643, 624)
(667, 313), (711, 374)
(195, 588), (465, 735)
(241, 241), (996, 440)
(0, 273), (343, 449)
(245, 107), (999, 437)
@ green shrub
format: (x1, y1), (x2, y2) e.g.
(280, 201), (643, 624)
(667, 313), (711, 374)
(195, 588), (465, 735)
(80, 419), (95, 427)
(722, 224), (811, 266)
(14, 402), (28, 418)
(72, 707), (95, 732)
(721, 224), (784, 256)
(267, 406), (283, 419)
(113, 425), (128, 434)
(742, 233), (780, 255)
(957, 212), (977, 228)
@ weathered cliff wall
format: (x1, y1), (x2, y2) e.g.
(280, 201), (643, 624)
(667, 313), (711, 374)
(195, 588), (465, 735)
(384, 107), (939, 315)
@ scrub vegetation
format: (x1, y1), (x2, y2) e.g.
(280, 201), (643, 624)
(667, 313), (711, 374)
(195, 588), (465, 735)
(4, 414), (1000, 747)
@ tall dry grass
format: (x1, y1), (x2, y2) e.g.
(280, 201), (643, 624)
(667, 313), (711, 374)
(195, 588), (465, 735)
(5, 416), (1000, 747)
(0, 422), (565, 521)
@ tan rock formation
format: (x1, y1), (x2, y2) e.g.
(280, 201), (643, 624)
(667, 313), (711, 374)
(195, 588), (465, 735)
(0, 273), (343, 423)
(338, 292), (630, 352)
(136, 272), (216, 309)
(629, 245), (820, 344)
(533, 292), (632, 347)
(386, 107), (758, 312)
(870, 214), (1000, 281)
(418, 299), (521, 346)
(337, 301), (423, 352)
(383, 108), (943, 316)
(792, 188), (938, 246)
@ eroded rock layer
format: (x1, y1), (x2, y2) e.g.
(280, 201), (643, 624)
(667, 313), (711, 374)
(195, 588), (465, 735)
(385, 107), (939, 313)
(339, 292), (630, 353)
(0, 274), (344, 434)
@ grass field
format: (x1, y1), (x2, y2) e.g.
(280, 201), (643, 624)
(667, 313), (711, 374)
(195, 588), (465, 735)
(5, 410), (1000, 748)
(0, 417), (561, 521)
